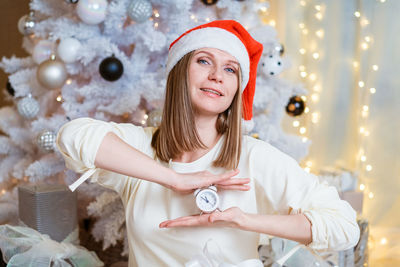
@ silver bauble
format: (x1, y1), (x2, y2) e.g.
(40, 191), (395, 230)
(37, 57), (68, 89)
(17, 12), (36, 35)
(17, 96), (40, 119)
(37, 130), (56, 152)
(147, 109), (162, 127)
(127, 0), (153, 23)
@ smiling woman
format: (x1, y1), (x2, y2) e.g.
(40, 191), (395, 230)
(56, 20), (359, 266)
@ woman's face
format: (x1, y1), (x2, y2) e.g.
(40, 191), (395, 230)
(188, 48), (239, 118)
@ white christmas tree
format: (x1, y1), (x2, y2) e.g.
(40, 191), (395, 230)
(0, 0), (309, 256)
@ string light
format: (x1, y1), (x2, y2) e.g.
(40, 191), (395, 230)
(372, 65), (379, 71)
(354, 11), (361, 18)
(299, 48), (306, 54)
(311, 93), (319, 102)
(302, 137), (308, 143)
(66, 79), (72, 85)
(353, 61), (359, 68)
(311, 112), (320, 123)
(56, 95), (62, 102)
(358, 81), (365, 87)
(300, 71), (307, 78)
(361, 42), (369, 50)
(309, 73), (317, 81)
(315, 12), (323, 20)
(304, 107), (310, 113)
(312, 52), (320, 59)
(360, 184), (365, 191)
(293, 120), (300, 127)
(299, 65), (306, 71)
(299, 0), (307, 7)
(368, 192), (374, 199)
(315, 29), (324, 38)
(269, 20), (276, 27)
(299, 23), (305, 29)
(299, 127), (307, 134)
(370, 87), (376, 94)
(361, 155), (367, 162)
(366, 165), (372, 171)
(380, 237), (388, 245)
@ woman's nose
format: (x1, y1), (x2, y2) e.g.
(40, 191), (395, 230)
(208, 66), (223, 83)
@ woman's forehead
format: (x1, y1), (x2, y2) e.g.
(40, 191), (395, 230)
(194, 48), (239, 65)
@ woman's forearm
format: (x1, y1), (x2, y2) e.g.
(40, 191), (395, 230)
(240, 213), (312, 245)
(94, 132), (178, 189)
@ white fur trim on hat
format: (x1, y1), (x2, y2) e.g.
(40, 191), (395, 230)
(166, 27), (250, 91)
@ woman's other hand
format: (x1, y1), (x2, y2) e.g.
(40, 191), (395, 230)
(169, 169), (250, 194)
(159, 207), (245, 229)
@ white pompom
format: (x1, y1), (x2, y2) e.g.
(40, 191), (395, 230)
(241, 119), (254, 134)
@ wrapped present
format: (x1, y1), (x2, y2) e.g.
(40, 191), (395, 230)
(354, 219), (369, 267)
(0, 224), (103, 267)
(318, 168), (358, 193)
(339, 191), (363, 214)
(18, 184), (77, 242)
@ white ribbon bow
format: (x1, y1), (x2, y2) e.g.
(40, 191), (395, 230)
(185, 239), (263, 267)
(0, 224), (103, 267)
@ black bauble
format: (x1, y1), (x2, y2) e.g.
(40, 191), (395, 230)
(6, 81), (15, 96)
(201, 0), (218, 5)
(286, 96), (305, 116)
(99, 56), (124, 82)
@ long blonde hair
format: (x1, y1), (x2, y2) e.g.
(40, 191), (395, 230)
(151, 51), (242, 169)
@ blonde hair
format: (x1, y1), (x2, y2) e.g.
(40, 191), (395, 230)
(151, 51), (242, 170)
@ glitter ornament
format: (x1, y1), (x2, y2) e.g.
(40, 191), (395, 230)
(201, 0), (218, 5)
(37, 130), (56, 152)
(17, 11), (36, 35)
(37, 56), (68, 89)
(17, 95), (40, 119)
(33, 40), (56, 64)
(76, 0), (108, 25)
(57, 38), (81, 63)
(286, 96), (305, 116)
(99, 56), (124, 81)
(147, 109), (162, 127)
(127, 0), (153, 23)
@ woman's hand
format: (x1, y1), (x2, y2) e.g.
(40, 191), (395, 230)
(159, 207), (246, 229)
(169, 169), (250, 194)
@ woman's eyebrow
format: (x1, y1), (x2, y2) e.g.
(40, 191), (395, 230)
(194, 51), (239, 66)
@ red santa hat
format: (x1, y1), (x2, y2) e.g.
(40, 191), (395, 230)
(166, 20), (263, 129)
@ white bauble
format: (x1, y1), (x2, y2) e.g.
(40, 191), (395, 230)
(33, 40), (55, 64)
(57, 38), (81, 63)
(17, 96), (40, 119)
(76, 0), (108, 25)
(37, 58), (68, 89)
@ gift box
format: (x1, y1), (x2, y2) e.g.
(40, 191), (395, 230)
(339, 191), (363, 214)
(18, 184), (77, 242)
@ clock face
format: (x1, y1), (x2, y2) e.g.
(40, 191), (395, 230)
(195, 188), (219, 213)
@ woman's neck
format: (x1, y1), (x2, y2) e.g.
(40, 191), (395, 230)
(173, 114), (220, 163)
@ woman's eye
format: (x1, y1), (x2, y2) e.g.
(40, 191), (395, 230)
(198, 59), (209, 65)
(225, 67), (236, 73)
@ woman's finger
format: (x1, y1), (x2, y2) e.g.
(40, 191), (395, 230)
(216, 178), (250, 186)
(217, 185), (250, 191)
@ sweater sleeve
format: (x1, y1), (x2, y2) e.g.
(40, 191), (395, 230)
(249, 139), (360, 251)
(56, 117), (151, 195)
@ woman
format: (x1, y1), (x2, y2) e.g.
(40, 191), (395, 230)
(57, 20), (359, 266)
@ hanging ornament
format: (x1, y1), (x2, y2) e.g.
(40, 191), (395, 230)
(17, 11), (36, 35)
(286, 96), (305, 116)
(57, 38), (81, 63)
(76, 0), (108, 25)
(99, 55), (124, 81)
(201, 0), (218, 5)
(147, 109), (162, 127)
(65, 0), (79, 3)
(275, 43), (285, 56)
(17, 95), (40, 119)
(37, 55), (68, 89)
(127, 0), (153, 23)
(37, 130), (56, 152)
(33, 40), (56, 64)
(6, 81), (15, 96)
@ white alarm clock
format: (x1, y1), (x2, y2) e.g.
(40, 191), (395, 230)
(194, 185), (219, 213)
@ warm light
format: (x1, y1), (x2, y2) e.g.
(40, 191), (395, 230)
(154, 12), (160, 18)
(260, 6), (268, 12)
(364, 36), (371, 42)
(300, 71), (307, 78)
(369, 192), (374, 199)
(302, 29), (309, 35)
(0, 189), (6, 195)
(304, 107), (310, 113)
(309, 73), (317, 81)
(66, 79), (72, 85)
(314, 5), (321, 11)
(372, 65), (379, 71)
(364, 131), (370, 137)
(190, 15), (195, 20)
(316, 29), (324, 38)
(380, 237), (388, 245)
(301, 96), (307, 101)
(353, 61), (359, 68)
(312, 52), (320, 59)
(380, 0), (386, 3)
(361, 18), (370, 26)
(205, 17), (210, 22)
(269, 20), (276, 27)
(299, 23), (305, 29)
(362, 105), (369, 112)
(144, 114), (149, 119)
(359, 184), (365, 191)
(293, 120), (300, 127)
(306, 161), (313, 167)
(300, 0), (306, 7)
(313, 84), (321, 92)
(299, 48), (306, 54)
(141, 120), (146, 125)
(366, 165), (372, 171)
(311, 112), (320, 123)
(154, 22), (159, 28)
(359, 127), (365, 133)
(302, 137), (308, 143)
(361, 42), (369, 50)
(299, 127), (307, 134)
(56, 95), (62, 102)
(299, 65), (306, 71)
(362, 110), (369, 118)
(370, 87), (376, 94)
(361, 155), (367, 162)
(354, 11), (361, 18)
(315, 12), (323, 20)
(358, 81), (365, 87)
(304, 167), (311, 173)
(311, 93), (319, 102)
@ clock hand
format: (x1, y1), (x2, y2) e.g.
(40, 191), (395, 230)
(201, 196), (209, 203)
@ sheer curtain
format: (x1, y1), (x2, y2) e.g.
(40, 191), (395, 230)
(268, 0), (399, 261)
